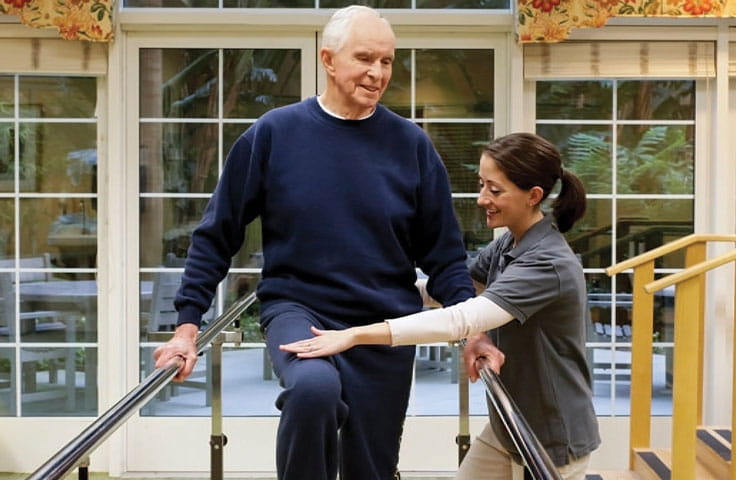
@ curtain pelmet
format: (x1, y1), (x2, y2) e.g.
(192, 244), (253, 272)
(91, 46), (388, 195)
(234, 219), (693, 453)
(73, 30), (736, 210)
(0, 0), (113, 42)
(519, 0), (736, 43)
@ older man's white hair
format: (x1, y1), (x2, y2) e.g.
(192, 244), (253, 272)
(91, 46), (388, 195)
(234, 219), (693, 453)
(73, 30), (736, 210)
(321, 5), (394, 52)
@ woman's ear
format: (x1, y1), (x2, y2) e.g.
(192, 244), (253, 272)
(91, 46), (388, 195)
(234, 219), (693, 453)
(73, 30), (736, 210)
(528, 186), (544, 207)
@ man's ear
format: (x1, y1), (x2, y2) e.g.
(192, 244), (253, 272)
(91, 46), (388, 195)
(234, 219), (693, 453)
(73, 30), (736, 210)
(529, 186), (544, 207)
(320, 47), (335, 75)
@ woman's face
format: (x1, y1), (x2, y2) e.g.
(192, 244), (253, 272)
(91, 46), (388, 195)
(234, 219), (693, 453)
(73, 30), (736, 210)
(477, 153), (538, 237)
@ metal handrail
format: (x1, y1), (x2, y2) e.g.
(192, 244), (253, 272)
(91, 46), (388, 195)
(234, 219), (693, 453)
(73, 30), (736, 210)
(26, 291), (258, 480)
(478, 359), (562, 480)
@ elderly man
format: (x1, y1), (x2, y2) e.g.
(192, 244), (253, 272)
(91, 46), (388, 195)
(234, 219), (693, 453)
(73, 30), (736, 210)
(154, 5), (474, 479)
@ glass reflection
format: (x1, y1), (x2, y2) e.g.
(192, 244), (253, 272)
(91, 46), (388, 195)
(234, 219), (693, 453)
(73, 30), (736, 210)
(423, 122), (491, 193)
(319, 0), (409, 7)
(20, 123), (97, 194)
(416, 49), (493, 119)
(0, 347), (14, 415)
(536, 124), (612, 195)
(0, 199), (13, 256)
(565, 198), (612, 269)
(224, 272), (262, 339)
(223, 123), (254, 157)
(18, 272), (98, 343)
(453, 197), (489, 256)
(230, 219), (262, 269)
(382, 50), (411, 118)
(616, 124), (693, 195)
(222, 49), (301, 118)
(0, 122), (13, 194)
(536, 81), (613, 120)
(585, 273), (612, 342)
(616, 199), (693, 267)
(0, 76), (12, 116)
(19, 77), (96, 118)
(140, 49), (218, 119)
(417, 0), (508, 6)
(20, 198), (97, 268)
(127, 0), (218, 5)
(588, 345), (672, 416)
(139, 123), (219, 194)
(139, 197), (209, 267)
(617, 81), (695, 121)
(20, 346), (97, 416)
(0, 272), (15, 343)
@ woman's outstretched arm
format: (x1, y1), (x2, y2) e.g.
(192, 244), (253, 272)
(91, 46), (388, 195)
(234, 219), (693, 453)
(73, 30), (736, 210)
(279, 295), (513, 358)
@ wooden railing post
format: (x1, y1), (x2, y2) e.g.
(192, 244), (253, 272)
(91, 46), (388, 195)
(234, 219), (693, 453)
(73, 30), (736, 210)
(670, 276), (701, 480)
(629, 260), (655, 468)
(684, 242), (706, 423)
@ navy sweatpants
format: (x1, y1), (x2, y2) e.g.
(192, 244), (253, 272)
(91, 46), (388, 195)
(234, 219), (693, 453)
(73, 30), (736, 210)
(261, 301), (416, 480)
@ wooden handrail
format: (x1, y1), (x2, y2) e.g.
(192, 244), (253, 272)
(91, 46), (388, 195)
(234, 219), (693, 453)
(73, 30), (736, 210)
(645, 248), (736, 293)
(606, 233), (736, 275)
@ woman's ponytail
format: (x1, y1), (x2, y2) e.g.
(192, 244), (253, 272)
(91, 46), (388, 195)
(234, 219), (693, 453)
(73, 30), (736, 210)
(552, 169), (586, 233)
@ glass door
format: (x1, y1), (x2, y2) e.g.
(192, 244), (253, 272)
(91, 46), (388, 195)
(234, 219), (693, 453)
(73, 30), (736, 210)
(125, 29), (506, 474)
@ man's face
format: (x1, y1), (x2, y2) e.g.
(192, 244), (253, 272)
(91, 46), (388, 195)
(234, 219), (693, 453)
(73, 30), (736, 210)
(324, 15), (395, 118)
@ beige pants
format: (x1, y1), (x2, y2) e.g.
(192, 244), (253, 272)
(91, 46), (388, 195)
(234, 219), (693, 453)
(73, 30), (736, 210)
(454, 422), (590, 480)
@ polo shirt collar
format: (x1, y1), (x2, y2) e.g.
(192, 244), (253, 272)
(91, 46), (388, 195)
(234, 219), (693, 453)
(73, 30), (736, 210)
(504, 212), (557, 262)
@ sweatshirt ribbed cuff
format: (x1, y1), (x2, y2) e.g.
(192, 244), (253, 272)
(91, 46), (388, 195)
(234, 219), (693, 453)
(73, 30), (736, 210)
(176, 304), (203, 328)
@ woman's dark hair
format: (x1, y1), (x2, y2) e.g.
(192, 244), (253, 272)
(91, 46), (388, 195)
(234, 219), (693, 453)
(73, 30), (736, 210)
(483, 132), (586, 233)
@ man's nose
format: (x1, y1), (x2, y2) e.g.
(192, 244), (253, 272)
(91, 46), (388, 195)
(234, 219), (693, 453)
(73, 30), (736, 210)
(367, 61), (382, 78)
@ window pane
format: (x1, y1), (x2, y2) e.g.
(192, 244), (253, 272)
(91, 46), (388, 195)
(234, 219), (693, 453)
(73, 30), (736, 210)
(617, 124), (694, 195)
(127, 0), (218, 5)
(19, 77), (96, 118)
(223, 123), (253, 158)
(0, 76), (12, 117)
(0, 348), (15, 415)
(417, 0), (509, 7)
(423, 122), (491, 192)
(616, 198), (693, 267)
(19, 273), (98, 343)
(230, 219), (262, 269)
(617, 80), (695, 121)
(315, 0), (409, 7)
(566, 198), (612, 269)
(20, 346), (97, 416)
(21, 198), (97, 268)
(0, 272), (15, 343)
(536, 81), (613, 120)
(0, 199), (13, 258)
(223, 49), (301, 118)
(20, 123), (97, 194)
(0, 124), (13, 193)
(139, 197), (209, 267)
(536, 124), (612, 195)
(224, 0), (312, 5)
(453, 197), (488, 256)
(416, 49), (493, 119)
(140, 123), (219, 194)
(140, 49), (218, 119)
(382, 50), (412, 118)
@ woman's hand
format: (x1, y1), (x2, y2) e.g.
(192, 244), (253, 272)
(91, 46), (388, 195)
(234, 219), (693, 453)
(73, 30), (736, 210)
(279, 325), (358, 358)
(463, 332), (505, 381)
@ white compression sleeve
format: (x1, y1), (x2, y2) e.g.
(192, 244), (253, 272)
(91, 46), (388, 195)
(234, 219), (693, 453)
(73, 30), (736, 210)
(387, 296), (513, 346)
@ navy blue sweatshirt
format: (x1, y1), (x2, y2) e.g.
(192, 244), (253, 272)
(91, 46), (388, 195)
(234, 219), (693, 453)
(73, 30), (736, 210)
(175, 97), (474, 327)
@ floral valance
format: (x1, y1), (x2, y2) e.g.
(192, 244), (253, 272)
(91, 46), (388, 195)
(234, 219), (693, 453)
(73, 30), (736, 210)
(518, 0), (736, 43)
(0, 0), (113, 42)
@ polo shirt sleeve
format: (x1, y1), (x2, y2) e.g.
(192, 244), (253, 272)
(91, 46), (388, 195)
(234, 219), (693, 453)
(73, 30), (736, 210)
(480, 254), (561, 323)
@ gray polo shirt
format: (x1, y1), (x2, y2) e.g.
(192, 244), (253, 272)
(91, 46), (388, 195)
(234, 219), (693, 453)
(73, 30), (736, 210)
(469, 213), (600, 466)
